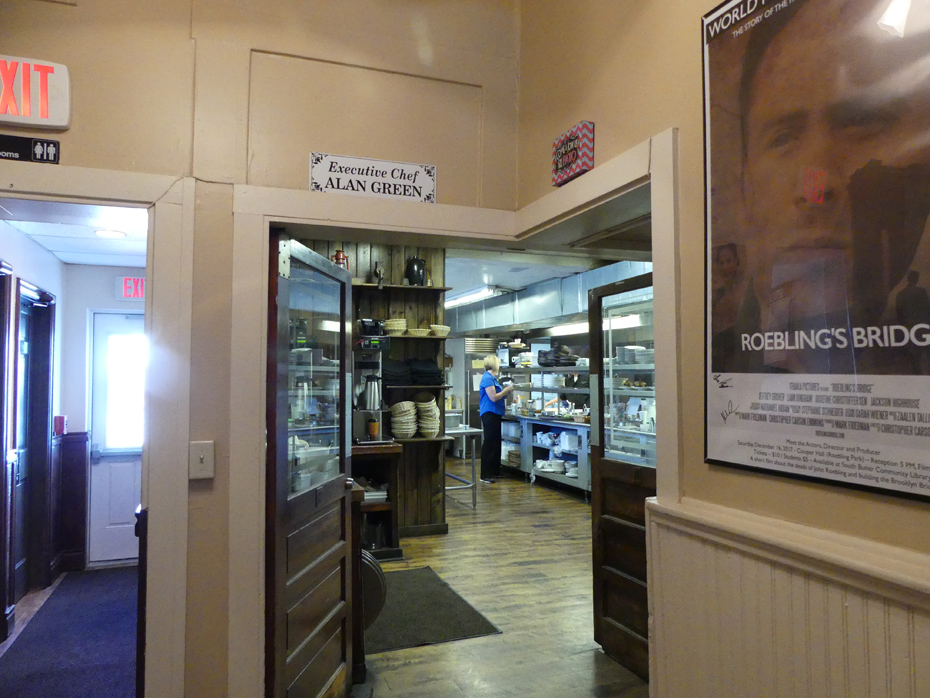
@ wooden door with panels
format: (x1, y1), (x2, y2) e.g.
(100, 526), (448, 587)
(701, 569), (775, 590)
(588, 273), (656, 680)
(267, 233), (354, 698)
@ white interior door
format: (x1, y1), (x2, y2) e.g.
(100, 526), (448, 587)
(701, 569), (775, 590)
(90, 312), (146, 563)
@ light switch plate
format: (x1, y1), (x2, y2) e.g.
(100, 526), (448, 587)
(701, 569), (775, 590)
(189, 440), (215, 480)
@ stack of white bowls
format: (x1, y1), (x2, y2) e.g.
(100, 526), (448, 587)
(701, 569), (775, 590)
(384, 318), (407, 336)
(415, 396), (441, 438)
(389, 401), (417, 438)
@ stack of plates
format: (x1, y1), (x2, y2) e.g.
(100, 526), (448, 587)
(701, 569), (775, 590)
(415, 396), (441, 438)
(384, 318), (407, 336)
(389, 401), (417, 438)
(617, 345), (645, 363)
(542, 374), (566, 388)
(632, 348), (655, 364)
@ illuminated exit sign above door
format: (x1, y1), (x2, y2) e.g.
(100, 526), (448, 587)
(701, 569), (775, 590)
(0, 55), (71, 130)
(116, 277), (145, 301)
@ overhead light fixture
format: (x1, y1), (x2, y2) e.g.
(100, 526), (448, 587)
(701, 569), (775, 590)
(878, 0), (911, 36)
(95, 229), (127, 239)
(549, 314), (642, 337)
(445, 285), (503, 309)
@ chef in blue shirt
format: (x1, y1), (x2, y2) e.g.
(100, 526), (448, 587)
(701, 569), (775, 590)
(479, 355), (513, 483)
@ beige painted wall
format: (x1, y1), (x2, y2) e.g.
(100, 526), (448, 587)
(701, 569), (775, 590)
(1, 0), (195, 176)
(3, 0), (519, 207)
(518, 0), (930, 555)
(5, 2), (520, 694)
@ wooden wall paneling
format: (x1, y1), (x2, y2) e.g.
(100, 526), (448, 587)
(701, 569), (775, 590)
(311, 240), (328, 258)
(886, 602), (911, 698)
(57, 432), (89, 572)
(824, 583), (849, 698)
(805, 578), (827, 698)
(866, 596), (888, 696)
(388, 246), (403, 286)
(430, 445), (442, 526)
(696, 538), (721, 697)
(406, 292), (419, 331)
(648, 507), (930, 698)
(394, 444), (406, 527)
(356, 244), (371, 283)
(403, 448), (417, 528)
(916, 608), (930, 696)
(49, 436), (62, 579)
(417, 444), (432, 526)
(369, 244), (388, 284)
(429, 248), (444, 288)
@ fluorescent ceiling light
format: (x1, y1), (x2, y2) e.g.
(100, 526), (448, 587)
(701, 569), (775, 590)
(549, 314), (642, 337)
(95, 229), (127, 239)
(445, 285), (502, 309)
(878, 0), (911, 36)
(549, 321), (588, 337)
(604, 314), (642, 331)
(320, 320), (342, 333)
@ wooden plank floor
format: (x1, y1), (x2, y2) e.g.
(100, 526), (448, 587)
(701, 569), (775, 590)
(365, 460), (649, 698)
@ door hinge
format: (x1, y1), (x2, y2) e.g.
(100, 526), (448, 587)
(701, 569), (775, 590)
(279, 239), (291, 279)
(19, 339), (28, 356)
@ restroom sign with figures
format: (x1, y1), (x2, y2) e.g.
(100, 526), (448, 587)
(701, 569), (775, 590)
(0, 133), (60, 164)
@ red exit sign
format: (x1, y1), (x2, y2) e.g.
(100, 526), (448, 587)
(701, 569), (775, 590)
(117, 277), (146, 300)
(0, 55), (71, 130)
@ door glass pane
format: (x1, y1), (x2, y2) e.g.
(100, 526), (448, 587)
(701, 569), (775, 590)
(92, 313), (146, 452)
(287, 259), (343, 497)
(603, 288), (656, 467)
(105, 333), (148, 449)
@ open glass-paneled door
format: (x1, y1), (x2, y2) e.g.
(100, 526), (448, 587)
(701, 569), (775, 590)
(266, 233), (354, 698)
(588, 272), (655, 680)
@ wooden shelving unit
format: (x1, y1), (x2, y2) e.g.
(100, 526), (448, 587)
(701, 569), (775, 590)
(311, 238), (451, 541)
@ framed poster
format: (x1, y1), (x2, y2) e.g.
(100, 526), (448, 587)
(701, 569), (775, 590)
(703, 0), (930, 498)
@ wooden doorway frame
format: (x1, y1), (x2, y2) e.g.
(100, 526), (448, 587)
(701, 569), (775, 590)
(229, 129), (683, 695)
(0, 162), (193, 698)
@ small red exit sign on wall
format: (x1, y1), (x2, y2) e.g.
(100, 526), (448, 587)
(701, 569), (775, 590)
(116, 276), (145, 300)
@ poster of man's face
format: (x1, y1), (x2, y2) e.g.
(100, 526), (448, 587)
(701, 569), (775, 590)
(706, 0), (930, 375)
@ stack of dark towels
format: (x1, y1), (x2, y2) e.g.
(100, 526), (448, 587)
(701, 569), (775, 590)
(382, 358), (412, 386)
(406, 358), (444, 385)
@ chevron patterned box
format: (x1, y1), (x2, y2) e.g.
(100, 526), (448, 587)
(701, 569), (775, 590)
(552, 121), (594, 186)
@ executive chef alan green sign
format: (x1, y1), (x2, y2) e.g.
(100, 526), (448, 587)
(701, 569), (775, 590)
(310, 153), (436, 203)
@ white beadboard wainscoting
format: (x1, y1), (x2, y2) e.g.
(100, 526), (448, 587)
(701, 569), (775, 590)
(646, 499), (930, 698)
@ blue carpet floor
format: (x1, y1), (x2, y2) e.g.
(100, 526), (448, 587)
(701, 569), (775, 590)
(0, 568), (137, 698)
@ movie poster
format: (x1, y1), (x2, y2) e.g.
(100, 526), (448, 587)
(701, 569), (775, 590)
(704, 0), (930, 497)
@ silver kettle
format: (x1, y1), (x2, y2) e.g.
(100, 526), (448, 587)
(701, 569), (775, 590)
(362, 375), (382, 411)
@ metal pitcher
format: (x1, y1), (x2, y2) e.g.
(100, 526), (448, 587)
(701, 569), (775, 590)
(363, 375), (382, 411)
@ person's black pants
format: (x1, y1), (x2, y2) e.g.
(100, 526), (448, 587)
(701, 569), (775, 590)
(480, 411), (502, 479)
